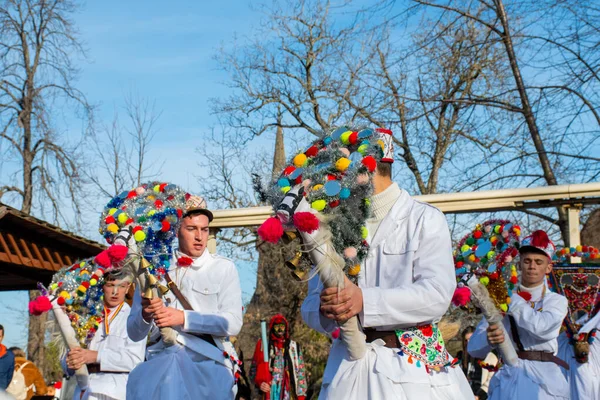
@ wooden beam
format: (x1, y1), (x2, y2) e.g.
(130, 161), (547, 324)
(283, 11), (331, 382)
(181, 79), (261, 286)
(64, 255), (73, 265)
(19, 238), (41, 268)
(53, 251), (66, 267)
(30, 243), (52, 271)
(5, 233), (28, 266)
(0, 233), (19, 264)
(42, 247), (59, 270)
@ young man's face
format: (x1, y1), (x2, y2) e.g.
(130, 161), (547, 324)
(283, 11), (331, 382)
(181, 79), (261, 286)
(103, 279), (130, 308)
(178, 214), (210, 258)
(273, 323), (286, 338)
(520, 252), (552, 287)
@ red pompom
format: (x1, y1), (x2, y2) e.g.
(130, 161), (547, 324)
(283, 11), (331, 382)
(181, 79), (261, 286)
(159, 183), (168, 192)
(161, 220), (171, 232)
(517, 291), (532, 301)
(127, 190), (137, 199)
(105, 215), (115, 224)
(29, 296), (52, 316)
(474, 231), (482, 239)
(177, 256), (194, 267)
(82, 281), (90, 289)
(257, 217), (284, 243)
(125, 218), (134, 225)
(154, 199), (164, 209)
(57, 297), (65, 306)
(293, 212), (320, 233)
(329, 200), (340, 208)
(132, 226), (143, 233)
(451, 286), (471, 307)
(510, 276), (518, 284)
(294, 176), (303, 185)
(54, 381), (62, 389)
(107, 245), (128, 263)
(94, 250), (112, 268)
(349, 131), (359, 144)
(489, 272), (499, 280)
(362, 156), (377, 172)
(327, 174), (337, 181)
(530, 230), (550, 248)
(455, 261), (464, 268)
(283, 166), (296, 176)
(176, 209), (183, 218)
(305, 146), (319, 157)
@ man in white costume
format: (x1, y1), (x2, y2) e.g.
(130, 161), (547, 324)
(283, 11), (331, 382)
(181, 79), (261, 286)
(468, 230), (570, 400)
(301, 130), (474, 400)
(126, 195), (243, 400)
(65, 270), (146, 400)
(557, 309), (600, 399)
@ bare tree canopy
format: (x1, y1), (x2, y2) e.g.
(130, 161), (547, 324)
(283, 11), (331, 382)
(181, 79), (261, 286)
(0, 0), (91, 226)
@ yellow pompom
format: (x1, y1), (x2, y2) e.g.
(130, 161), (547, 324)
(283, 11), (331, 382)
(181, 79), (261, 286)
(461, 244), (471, 253)
(90, 278), (97, 286)
(60, 291), (70, 299)
(364, 199), (371, 207)
(79, 270), (89, 276)
(500, 304), (508, 312)
(335, 157), (351, 171)
(134, 230), (146, 242)
(311, 199), (327, 211)
(377, 139), (385, 151)
(340, 131), (352, 144)
(480, 276), (490, 286)
(358, 144), (369, 155)
(312, 184), (323, 191)
(50, 283), (58, 290)
(117, 212), (129, 224)
(487, 251), (496, 259)
(506, 297), (511, 304)
(80, 261), (86, 267)
(348, 265), (361, 276)
(78, 285), (87, 293)
(293, 153), (307, 167)
(468, 254), (476, 262)
(147, 210), (156, 217)
(107, 223), (119, 233)
(576, 245), (582, 252)
(108, 208), (118, 215)
(361, 226), (368, 239)
(153, 184), (161, 192)
(281, 186), (291, 194)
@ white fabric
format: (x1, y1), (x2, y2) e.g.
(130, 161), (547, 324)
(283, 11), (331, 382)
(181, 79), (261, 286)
(557, 312), (600, 400)
(301, 188), (473, 399)
(468, 286), (569, 400)
(480, 352), (498, 394)
(126, 250), (243, 400)
(71, 302), (146, 400)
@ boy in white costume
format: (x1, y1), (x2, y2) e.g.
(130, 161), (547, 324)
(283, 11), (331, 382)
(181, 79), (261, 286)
(126, 195), (243, 400)
(301, 134), (474, 400)
(65, 270), (146, 400)
(468, 230), (570, 400)
(557, 310), (600, 400)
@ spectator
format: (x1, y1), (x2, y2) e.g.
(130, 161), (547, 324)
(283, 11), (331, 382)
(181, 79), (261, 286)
(6, 347), (53, 400)
(0, 325), (15, 390)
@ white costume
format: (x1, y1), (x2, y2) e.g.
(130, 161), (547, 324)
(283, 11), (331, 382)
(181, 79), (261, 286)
(557, 312), (600, 400)
(468, 283), (569, 400)
(126, 250), (243, 400)
(302, 183), (473, 399)
(68, 302), (146, 400)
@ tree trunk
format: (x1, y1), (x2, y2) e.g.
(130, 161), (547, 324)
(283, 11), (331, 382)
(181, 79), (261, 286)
(27, 290), (47, 370)
(494, 0), (569, 242)
(272, 123), (286, 178)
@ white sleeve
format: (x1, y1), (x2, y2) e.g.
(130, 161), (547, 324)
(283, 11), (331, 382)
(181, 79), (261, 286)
(183, 261), (243, 336)
(508, 293), (568, 341)
(468, 318), (493, 359)
(98, 322), (146, 372)
(361, 208), (456, 327)
(301, 272), (337, 334)
(127, 287), (154, 342)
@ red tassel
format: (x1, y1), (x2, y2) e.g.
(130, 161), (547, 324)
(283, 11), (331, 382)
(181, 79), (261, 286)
(530, 230), (550, 248)
(107, 245), (128, 263)
(257, 217), (284, 243)
(293, 212), (320, 233)
(451, 286), (471, 307)
(95, 250), (112, 268)
(254, 362), (272, 399)
(29, 296), (52, 315)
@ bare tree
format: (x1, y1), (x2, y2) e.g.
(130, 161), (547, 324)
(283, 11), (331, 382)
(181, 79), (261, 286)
(87, 92), (162, 200)
(0, 0), (92, 370)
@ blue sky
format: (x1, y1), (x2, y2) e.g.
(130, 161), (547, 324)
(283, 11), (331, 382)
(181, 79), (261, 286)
(0, 0), (268, 349)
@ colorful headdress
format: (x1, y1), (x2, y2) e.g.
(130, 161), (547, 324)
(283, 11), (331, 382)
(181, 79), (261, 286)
(255, 126), (389, 283)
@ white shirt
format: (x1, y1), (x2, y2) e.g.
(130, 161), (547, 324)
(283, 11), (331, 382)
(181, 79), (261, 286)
(71, 302), (146, 400)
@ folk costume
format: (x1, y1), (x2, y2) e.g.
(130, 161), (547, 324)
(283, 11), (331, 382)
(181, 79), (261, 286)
(468, 231), (570, 400)
(557, 309), (600, 399)
(126, 195), (243, 400)
(250, 314), (307, 400)
(301, 182), (474, 399)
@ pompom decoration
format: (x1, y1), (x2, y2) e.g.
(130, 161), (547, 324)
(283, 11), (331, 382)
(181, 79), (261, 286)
(29, 296), (52, 316)
(257, 217), (284, 244)
(451, 286), (471, 307)
(293, 212), (320, 234)
(332, 327), (341, 339)
(107, 244), (128, 263)
(254, 125), (387, 284)
(94, 251), (112, 268)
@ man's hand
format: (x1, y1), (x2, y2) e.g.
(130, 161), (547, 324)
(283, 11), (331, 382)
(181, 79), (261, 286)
(142, 297), (164, 322)
(153, 306), (185, 328)
(66, 348), (98, 370)
(487, 323), (505, 345)
(320, 276), (363, 323)
(259, 382), (271, 393)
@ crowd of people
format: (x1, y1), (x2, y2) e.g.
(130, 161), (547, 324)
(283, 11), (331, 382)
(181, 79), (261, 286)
(0, 128), (598, 400)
